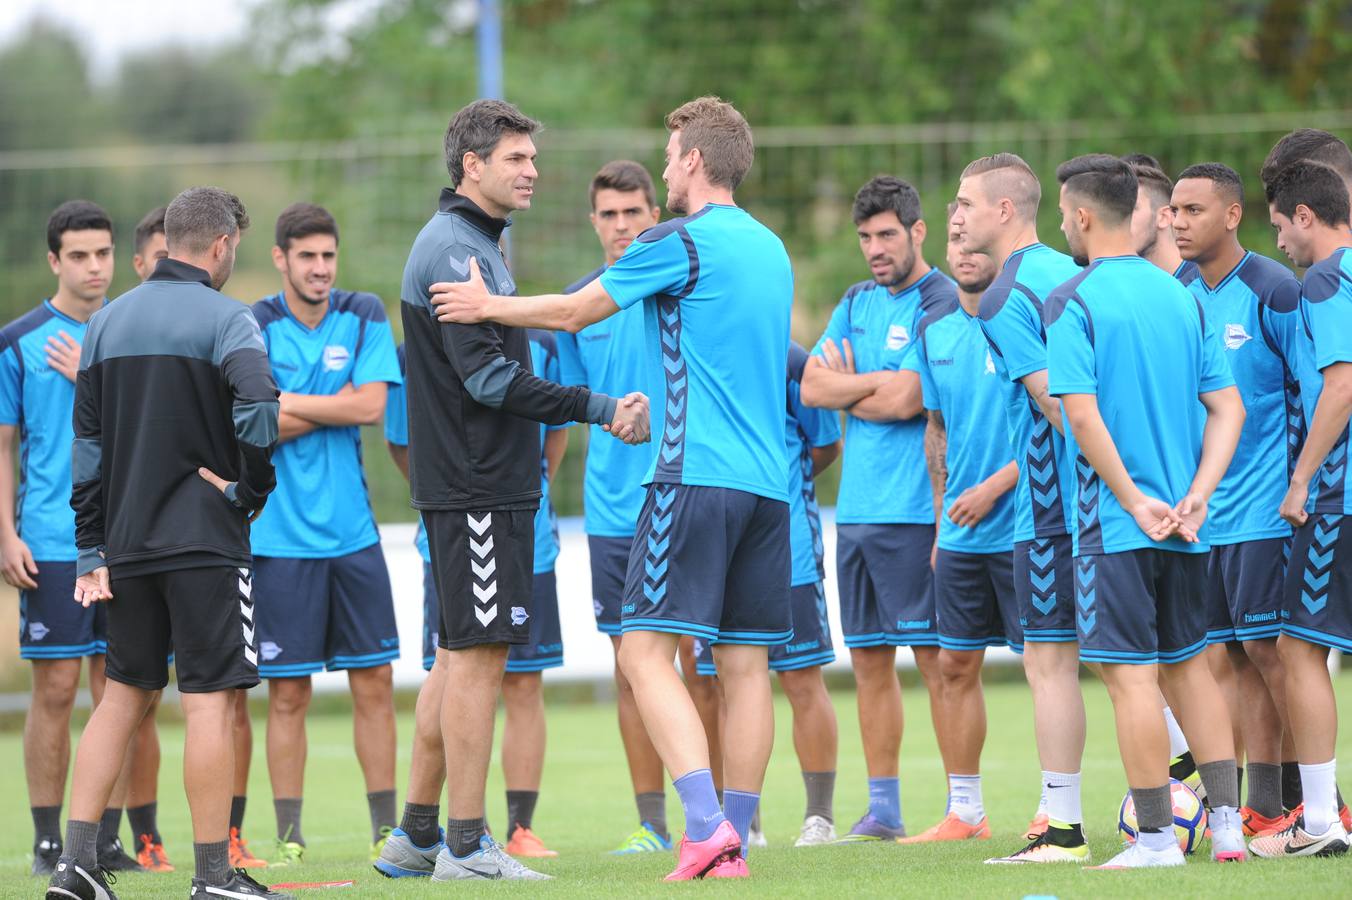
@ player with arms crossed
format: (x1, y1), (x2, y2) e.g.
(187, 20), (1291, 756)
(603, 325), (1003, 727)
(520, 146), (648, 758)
(1044, 155), (1248, 869)
(433, 96), (790, 880)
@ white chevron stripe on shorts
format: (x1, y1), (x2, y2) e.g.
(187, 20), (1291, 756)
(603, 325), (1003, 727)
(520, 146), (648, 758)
(469, 512), (498, 628)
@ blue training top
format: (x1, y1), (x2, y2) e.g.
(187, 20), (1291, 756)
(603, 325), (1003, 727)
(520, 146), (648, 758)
(1296, 247), (1352, 517)
(557, 265), (657, 538)
(907, 297), (1017, 553)
(528, 330), (568, 574)
(812, 269), (957, 524)
(599, 204), (792, 502)
(386, 343), (430, 563)
(1045, 256), (1234, 556)
(1180, 251), (1303, 543)
(978, 243), (1083, 543)
(787, 342), (841, 585)
(250, 289), (402, 558)
(0, 300), (99, 561)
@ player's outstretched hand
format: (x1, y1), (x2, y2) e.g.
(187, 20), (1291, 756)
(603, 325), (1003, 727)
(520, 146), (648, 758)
(1279, 479), (1310, 528)
(74, 566), (112, 607)
(1130, 495), (1181, 542)
(0, 533), (38, 590)
(45, 330), (81, 383)
(431, 257), (491, 324)
(199, 466), (264, 523)
(1174, 492), (1209, 543)
(604, 392), (650, 445)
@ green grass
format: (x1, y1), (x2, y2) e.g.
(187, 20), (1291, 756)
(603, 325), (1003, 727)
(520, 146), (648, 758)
(5, 673), (1352, 898)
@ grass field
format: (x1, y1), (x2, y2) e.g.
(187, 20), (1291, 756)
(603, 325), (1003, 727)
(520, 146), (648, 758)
(4, 672), (1352, 898)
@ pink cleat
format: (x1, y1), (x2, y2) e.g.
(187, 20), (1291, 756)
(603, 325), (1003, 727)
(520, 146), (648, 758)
(706, 854), (749, 878)
(664, 820), (741, 882)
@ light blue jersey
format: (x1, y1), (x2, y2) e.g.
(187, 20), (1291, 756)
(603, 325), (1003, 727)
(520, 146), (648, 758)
(1046, 256), (1234, 556)
(1181, 251), (1303, 543)
(528, 330), (568, 574)
(386, 343), (430, 563)
(0, 301), (97, 561)
(557, 266), (657, 537)
(1296, 248), (1352, 516)
(978, 243), (1082, 542)
(251, 290), (402, 558)
(787, 343), (841, 585)
(600, 204), (792, 502)
(907, 298), (1016, 553)
(812, 269), (956, 524)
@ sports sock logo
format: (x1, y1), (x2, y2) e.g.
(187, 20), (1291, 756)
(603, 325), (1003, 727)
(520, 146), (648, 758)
(239, 567), (257, 666)
(468, 513), (498, 627)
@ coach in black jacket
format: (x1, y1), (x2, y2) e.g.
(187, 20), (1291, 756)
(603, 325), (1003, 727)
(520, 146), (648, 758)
(48, 187), (288, 900)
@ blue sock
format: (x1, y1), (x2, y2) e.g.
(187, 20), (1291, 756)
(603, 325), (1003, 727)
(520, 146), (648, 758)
(722, 790), (759, 858)
(673, 769), (725, 842)
(868, 777), (902, 830)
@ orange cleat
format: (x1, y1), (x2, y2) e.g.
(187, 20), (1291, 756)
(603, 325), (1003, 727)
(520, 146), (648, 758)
(136, 834), (174, 873)
(896, 813), (992, 843)
(1024, 813), (1049, 840)
(1241, 806), (1288, 837)
(228, 827), (267, 869)
(505, 826), (559, 858)
(1342, 805), (1352, 833)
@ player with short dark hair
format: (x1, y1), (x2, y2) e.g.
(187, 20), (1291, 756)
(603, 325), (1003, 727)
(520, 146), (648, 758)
(1046, 155), (1248, 868)
(1171, 162), (1305, 837)
(1261, 129), (1352, 198)
(1126, 162), (1195, 279)
(1251, 160), (1352, 858)
(799, 175), (948, 844)
(131, 207), (168, 280)
(247, 201), (402, 865)
(46, 185), (288, 899)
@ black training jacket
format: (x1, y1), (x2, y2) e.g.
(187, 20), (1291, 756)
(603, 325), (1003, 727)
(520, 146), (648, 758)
(72, 258), (279, 576)
(399, 190), (616, 511)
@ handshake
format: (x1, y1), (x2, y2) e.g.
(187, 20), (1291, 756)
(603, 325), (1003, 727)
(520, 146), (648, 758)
(602, 392), (652, 445)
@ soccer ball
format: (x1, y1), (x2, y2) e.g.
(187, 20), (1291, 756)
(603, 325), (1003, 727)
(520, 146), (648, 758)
(1118, 778), (1207, 854)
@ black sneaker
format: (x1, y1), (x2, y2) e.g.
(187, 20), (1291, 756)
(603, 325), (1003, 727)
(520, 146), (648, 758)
(33, 837), (63, 875)
(45, 856), (118, 900)
(97, 837), (145, 873)
(189, 868), (294, 899)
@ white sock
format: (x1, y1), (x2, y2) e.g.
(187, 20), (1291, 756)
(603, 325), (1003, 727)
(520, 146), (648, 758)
(1036, 781), (1048, 816)
(1163, 706), (1189, 759)
(1137, 826), (1177, 853)
(1300, 759), (1338, 835)
(1042, 770), (1082, 826)
(947, 774), (984, 826)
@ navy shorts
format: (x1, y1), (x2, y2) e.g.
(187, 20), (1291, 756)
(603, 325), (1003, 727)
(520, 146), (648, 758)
(421, 560), (438, 671)
(695, 581), (836, 675)
(622, 483), (791, 645)
(1015, 534), (1077, 644)
(836, 523), (936, 648)
(1206, 538), (1287, 644)
(19, 561), (106, 660)
(935, 549), (1022, 653)
(588, 535), (631, 637)
(254, 543), (400, 677)
(1283, 514), (1352, 653)
(505, 571), (564, 673)
(1075, 548), (1208, 665)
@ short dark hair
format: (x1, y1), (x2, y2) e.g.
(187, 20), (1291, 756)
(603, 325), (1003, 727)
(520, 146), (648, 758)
(1261, 129), (1352, 187)
(1176, 162), (1244, 205)
(589, 160), (656, 209)
(443, 99), (540, 188)
(164, 187), (250, 256)
(853, 175), (922, 228)
(1120, 152), (1163, 170)
(1056, 154), (1138, 225)
(664, 96), (756, 190)
(275, 202), (339, 251)
(1130, 163), (1174, 210)
(133, 206), (167, 256)
(47, 200), (113, 255)
(1265, 160), (1351, 227)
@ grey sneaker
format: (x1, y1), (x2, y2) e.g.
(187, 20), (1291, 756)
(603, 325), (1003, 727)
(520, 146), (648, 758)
(374, 827), (443, 878)
(795, 815), (838, 846)
(431, 836), (551, 881)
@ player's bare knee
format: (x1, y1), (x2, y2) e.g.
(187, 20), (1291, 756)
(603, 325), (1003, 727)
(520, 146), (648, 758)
(268, 677), (313, 716)
(1241, 637), (1281, 672)
(31, 659), (82, 713)
(777, 668), (823, 708)
(501, 671), (543, 704)
(937, 649), (982, 685)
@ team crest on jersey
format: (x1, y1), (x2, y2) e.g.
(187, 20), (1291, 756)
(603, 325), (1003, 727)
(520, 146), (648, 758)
(511, 606), (529, 626)
(1224, 323), (1252, 350)
(984, 350), (996, 375)
(885, 324), (910, 351)
(28, 621), (49, 641)
(322, 345), (351, 372)
(260, 641), (283, 661)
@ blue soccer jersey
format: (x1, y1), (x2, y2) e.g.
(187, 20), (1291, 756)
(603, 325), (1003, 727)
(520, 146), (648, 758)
(787, 342), (841, 586)
(1296, 248), (1352, 516)
(979, 243), (1083, 543)
(1182, 251), (1303, 543)
(557, 266), (657, 538)
(528, 330), (568, 574)
(907, 298), (1017, 553)
(812, 269), (957, 524)
(0, 301), (97, 561)
(386, 343), (430, 563)
(1046, 256), (1235, 556)
(251, 290), (402, 557)
(599, 204), (792, 502)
